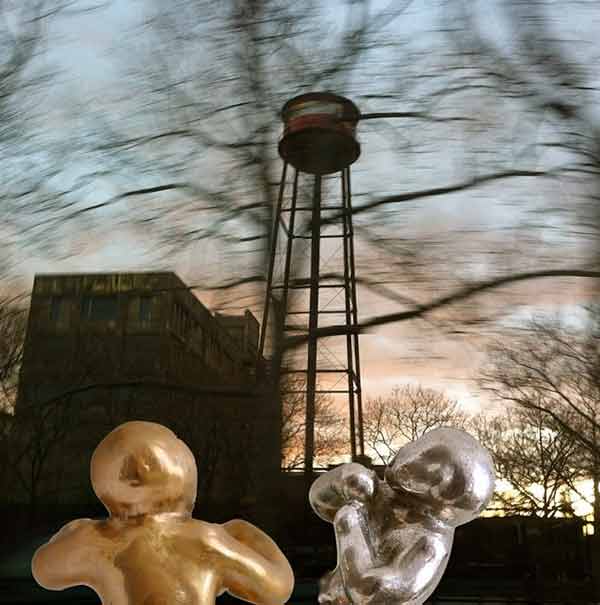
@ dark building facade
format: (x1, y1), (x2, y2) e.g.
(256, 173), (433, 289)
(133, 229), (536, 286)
(15, 272), (279, 524)
(19, 272), (263, 404)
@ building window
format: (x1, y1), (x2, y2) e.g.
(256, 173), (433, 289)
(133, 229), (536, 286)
(172, 302), (191, 338)
(172, 304), (180, 334)
(49, 296), (63, 321)
(139, 296), (154, 321)
(82, 296), (119, 320)
(194, 324), (203, 350)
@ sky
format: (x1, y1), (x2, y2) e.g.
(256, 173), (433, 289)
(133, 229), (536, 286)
(8, 0), (599, 419)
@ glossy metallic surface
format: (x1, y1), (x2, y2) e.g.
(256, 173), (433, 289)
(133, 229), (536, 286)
(310, 427), (495, 605)
(32, 421), (294, 605)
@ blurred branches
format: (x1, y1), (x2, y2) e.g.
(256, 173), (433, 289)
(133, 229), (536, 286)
(1, 0), (599, 323)
(59, 0), (599, 358)
(448, 0), (600, 267)
(287, 268), (600, 347)
(0, 0), (109, 274)
(3, 1), (600, 485)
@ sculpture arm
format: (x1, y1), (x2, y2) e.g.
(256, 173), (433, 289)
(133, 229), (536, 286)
(219, 519), (294, 605)
(318, 568), (350, 605)
(334, 505), (447, 604)
(309, 463), (378, 522)
(31, 519), (96, 590)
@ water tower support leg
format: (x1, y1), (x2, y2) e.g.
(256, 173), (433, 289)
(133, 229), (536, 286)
(304, 174), (322, 476)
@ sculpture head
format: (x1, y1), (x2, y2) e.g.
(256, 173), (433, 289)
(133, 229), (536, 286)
(385, 427), (495, 527)
(90, 421), (197, 519)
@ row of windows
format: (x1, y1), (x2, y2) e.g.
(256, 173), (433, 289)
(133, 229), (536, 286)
(171, 302), (235, 375)
(48, 295), (155, 323)
(45, 294), (244, 379)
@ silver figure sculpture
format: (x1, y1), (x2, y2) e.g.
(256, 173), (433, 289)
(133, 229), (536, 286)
(310, 427), (495, 605)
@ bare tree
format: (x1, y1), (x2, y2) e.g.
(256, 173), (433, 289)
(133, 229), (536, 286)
(0, 297), (26, 412)
(481, 309), (600, 519)
(363, 384), (467, 465)
(6, 394), (85, 523)
(480, 307), (600, 587)
(171, 397), (243, 512)
(471, 407), (581, 518)
(0, 297), (27, 503)
(481, 310), (600, 463)
(280, 374), (347, 471)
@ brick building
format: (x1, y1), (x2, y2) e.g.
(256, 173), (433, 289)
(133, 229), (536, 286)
(18, 272), (263, 402)
(15, 272), (280, 523)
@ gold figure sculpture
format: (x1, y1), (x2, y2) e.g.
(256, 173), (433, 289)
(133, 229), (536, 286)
(31, 421), (294, 605)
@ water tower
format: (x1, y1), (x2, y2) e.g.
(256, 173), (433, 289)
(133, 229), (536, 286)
(260, 92), (365, 474)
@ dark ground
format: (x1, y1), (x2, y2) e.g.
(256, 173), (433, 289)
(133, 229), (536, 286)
(0, 555), (594, 605)
(0, 522), (595, 604)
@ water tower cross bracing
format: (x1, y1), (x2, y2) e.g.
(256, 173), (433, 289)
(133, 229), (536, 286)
(260, 92), (365, 474)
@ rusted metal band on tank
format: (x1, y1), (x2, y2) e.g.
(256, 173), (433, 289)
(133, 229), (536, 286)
(283, 113), (356, 137)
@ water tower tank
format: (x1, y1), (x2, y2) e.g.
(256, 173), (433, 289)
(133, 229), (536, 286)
(278, 92), (360, 175)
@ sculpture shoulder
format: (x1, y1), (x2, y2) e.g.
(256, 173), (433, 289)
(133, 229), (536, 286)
(184, 519), (277, 554)
(221, 519), (271, 541)
(34, 519), (103, 567)
(220, 519), (289, 561)
(45, 518), (98, 549)
(180, 519), (233, 550)
(32, 519), (100, 589)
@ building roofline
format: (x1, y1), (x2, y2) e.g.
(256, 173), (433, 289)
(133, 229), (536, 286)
(33, 271), (190, 290)
(34, 271), (181, 278)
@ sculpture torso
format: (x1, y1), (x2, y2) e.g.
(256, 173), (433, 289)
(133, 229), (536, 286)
(41, 515), (240, 605)
(369, 483), (453, 566)
(335, 485), (453, 605)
